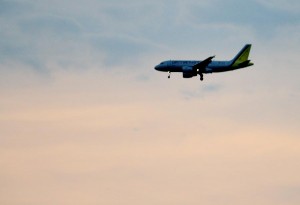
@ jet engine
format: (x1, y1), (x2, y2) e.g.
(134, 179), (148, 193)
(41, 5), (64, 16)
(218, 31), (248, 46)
(182, 66), (197, 78)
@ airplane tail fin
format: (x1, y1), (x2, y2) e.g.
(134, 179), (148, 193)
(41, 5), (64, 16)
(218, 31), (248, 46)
(231, 44), (254, 68)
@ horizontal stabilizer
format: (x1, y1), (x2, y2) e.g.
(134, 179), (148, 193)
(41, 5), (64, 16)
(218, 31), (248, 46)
(237, 60), (254, 68)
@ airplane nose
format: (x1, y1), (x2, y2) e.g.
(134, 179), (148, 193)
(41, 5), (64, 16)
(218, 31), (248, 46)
(155, 64), (163, 71)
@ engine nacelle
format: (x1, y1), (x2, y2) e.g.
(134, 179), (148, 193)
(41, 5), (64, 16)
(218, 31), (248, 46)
(183, 73), (197, 78)
(205, 68), (213, 73)
(182, 66), (197, 78)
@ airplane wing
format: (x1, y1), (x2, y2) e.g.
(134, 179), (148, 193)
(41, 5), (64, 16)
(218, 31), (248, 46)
(192, 56), (215, 72)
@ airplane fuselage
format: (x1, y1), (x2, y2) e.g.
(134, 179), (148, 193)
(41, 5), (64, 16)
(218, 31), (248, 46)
(155, 60), (238, 74)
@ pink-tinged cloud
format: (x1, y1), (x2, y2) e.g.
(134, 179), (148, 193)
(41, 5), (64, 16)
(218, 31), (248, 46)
(1, 66), (300, 205)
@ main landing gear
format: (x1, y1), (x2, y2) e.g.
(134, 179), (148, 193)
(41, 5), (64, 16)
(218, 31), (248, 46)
(168, 71), (171, 79)
(200, 73), (203, 81)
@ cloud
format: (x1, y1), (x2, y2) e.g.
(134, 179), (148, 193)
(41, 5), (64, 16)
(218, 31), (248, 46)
(1, 0), (299, 73)
(257, 0), (300, 14)
(1, 61), (300, 205)
(89, 34), (160, 67)
(181, 84), (221, 100)
(186, 0), (300, 40)
(0, 0), (33, 16)
(0, 0), (168, 72)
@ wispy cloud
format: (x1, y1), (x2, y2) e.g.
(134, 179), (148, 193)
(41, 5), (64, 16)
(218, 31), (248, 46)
(1, 0), (299, 72)
(257, 0), (300, 13)
(181, 84), (221, 100)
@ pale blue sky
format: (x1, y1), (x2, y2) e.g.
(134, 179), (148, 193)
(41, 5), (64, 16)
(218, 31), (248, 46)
(1, 0), (300, 70)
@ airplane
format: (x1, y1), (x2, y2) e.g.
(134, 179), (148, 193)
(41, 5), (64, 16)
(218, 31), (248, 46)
(154, 44), (253, 81)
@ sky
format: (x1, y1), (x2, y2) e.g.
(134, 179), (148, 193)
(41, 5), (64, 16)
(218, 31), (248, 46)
(1, 0), (300, 204)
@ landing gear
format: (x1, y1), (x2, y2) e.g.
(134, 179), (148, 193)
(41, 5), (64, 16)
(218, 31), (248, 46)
(200, 73), (203, 81)
(168, 71), (171, 79)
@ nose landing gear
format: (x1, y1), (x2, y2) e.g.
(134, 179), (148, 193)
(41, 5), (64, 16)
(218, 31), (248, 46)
(168, 71), (171, 79)
(200, 73), (203, 81)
